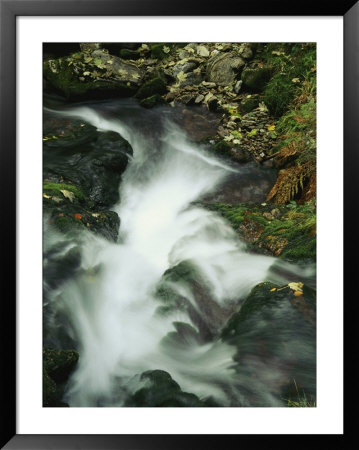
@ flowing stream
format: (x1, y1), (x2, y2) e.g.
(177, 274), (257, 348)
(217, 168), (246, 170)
(43, 99), (316, 407)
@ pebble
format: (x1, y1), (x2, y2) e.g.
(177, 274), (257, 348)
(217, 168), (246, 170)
(234, 80), (243, 94)
(226, 121), (237, 130)
(202, 81), (216, 88)
(195, 94), (205, 103)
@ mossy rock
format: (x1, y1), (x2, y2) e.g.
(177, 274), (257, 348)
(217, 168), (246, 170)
(125, 370), (205, 407)
(221, 281), (314, 341)
(43, 51), (143, 99)
(206, 202), (316, 262)
(43, 367), (57, 407)
(43, 348), (79, 407)
(150, 43), (171, 60)
(155, 260), (231, 341)
(139, 94), (166, 109)
(211, 140), (232, 157)
(136, 77), (167, 100)
(43, 129), (132, 208)
(240, 97), (259, 114)
(43, 114), (98, 149)
(220, 281), (316, 405)
(47, 207), (120, 242)
(241, 66), (272, 92)
(43, 182), (87, 204)
(119, 48), (141, 60)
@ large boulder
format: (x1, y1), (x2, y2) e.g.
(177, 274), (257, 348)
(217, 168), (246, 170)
(43, 113), (133, 208)
(44, 49), (144, 99)
(206, 52), (245, 86)
(221, 281), (316, 405)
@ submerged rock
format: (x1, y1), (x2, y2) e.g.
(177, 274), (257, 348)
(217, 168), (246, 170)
(155, 260), (236, 341)
(125, 370), (207, 407)
(135, 76), (167, 99)
(221, 281), (316, 405)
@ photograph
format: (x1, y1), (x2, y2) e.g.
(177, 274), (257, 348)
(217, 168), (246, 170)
(42, 41), (317, 408)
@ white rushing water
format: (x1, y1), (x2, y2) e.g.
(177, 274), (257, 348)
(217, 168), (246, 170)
(44, 104), (315, 407)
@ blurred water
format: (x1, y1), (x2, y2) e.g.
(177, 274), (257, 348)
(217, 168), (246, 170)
(43, 101), (316, 407)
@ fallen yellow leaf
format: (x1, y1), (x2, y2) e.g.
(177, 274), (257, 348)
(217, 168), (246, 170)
(270, 288), (277, 292)
(60, 189), (75, 203)
(293, 291), (303, 297)
(288, 282), (304, 292)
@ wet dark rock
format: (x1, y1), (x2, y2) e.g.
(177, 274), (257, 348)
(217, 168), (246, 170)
(136, 76), (167, 99)
(43, 348), (79, 407)
(139, 94), (166, 109)
(155, 260), (236, 341)
(43, 114), (98, 149)
(221, 281), (316, 405)
(125, 370), (205, 407)
(202, 163), (276, 204)
(44, 129), (132, 208)
(43, 245), (82, 291)
(173, 105), (220, 142)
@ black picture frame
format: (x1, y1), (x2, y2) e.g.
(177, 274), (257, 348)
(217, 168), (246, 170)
(1, 0), (356, 448)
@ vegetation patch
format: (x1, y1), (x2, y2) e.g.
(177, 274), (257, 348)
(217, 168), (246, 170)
(206, 200), (316, 262)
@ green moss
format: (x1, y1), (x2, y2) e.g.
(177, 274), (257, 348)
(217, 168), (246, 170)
(150, 43), (171, 60)
(139, 94), (166, 108)
(263, 73), (297, 117)
(119, 48), (141, 60)
(259, 43), (316, 117)
(221, 281), (280, 341)
(205, 201), (316, 262)
(43, 348), (79, 407)
(43, 57), (136, 99)
(240, 97), (259, 114)
(212, 140), (232, 156)
(136, 77), (167, 99)
(241, 67), (272, 92)
(43, 367), (57, 407)
(43, 182), (86, 202)
(54, 215), (86, 233)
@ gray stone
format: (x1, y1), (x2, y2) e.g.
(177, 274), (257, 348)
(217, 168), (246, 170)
(206, 52), (246, 86)
(195, 94), (205, 103)
(238, 43), (253, 60)
(173, 61), (198, 77)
